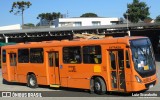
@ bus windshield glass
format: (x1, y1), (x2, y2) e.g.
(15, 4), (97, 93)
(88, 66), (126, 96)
(130, 38), (156, 77)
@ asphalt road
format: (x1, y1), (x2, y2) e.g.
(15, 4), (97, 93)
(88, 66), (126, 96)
(0, 59), (160, 100)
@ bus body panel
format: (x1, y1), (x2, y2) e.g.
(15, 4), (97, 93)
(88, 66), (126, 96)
(61, 64), (90, 89)
(61, 64), (108, 89)
(1, 36), (158, 92)
(131, 69), (157, 91)
(1, 63), (8, 81)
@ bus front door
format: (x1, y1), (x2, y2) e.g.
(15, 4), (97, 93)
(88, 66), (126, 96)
(9, 53), (17, 81)
(109, 50), (126, 91)
(48, 52), (60, 85)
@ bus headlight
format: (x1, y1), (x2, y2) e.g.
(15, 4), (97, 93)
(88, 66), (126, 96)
(135, 75), (142, 83)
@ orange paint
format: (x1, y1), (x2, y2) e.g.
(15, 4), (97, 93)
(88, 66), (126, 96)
(1, 36), (158, 92)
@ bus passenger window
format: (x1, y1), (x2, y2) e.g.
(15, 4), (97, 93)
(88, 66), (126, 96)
(30, 48), (43, 63)
(63, 46), (81, 64)
(109, 51), (116, 69)
(48, 52), (59, 67)
(48, 52), (54, 66)
(18, 49), (29, 63)
(55, 52), (59, 67)
(118, 50), (124, 70)
(10, 53), (17, 66)
(83, 45), (101, 64)
(126, 51), (130, 68)
(2, 50), (6, 63)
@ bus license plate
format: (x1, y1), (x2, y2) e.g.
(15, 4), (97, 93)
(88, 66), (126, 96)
(149, 84), (153, 88)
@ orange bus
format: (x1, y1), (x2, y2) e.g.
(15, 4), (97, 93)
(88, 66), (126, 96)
(1, 36), (158, 94)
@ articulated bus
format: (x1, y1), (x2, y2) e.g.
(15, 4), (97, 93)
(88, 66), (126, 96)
(1, 36), (158, 94)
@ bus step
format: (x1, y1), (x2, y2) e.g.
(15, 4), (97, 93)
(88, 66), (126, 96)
(50, 84), (60, 88)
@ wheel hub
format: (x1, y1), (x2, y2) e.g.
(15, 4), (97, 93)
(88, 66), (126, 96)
(30, 78), (35, 86)
(95, 82), (101, 91)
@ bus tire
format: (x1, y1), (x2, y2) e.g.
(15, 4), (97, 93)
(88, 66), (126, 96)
(94, 77), (106, 95)
(90, 78), (94, 94)
(27, 74), (38, 88)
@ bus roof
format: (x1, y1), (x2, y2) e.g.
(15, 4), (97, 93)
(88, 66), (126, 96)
(1, 36), (148, 49)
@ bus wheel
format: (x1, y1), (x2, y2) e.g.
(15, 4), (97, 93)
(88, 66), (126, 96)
(27, 74), (38, 88)
(94, 77), (106, 95)
(2, 79), (10, 85)
(90, 78), (94, 94)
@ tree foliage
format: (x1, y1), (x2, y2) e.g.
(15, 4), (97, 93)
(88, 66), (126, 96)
(80, 13), (98, 17)
(10, 1), (32, 25)
(123, 0), (150, 23)
(155, 15), (160, 22)
(37, 12), (63, 21)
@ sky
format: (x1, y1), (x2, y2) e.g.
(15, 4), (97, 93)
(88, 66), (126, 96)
(0, 0), (160, 26)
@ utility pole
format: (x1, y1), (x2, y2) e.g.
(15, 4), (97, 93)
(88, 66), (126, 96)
(126, 13), (129, 30)
(126, 13), (130, 36)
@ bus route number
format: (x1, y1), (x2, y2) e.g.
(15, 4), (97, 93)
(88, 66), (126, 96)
(109, 46), (121, 49)
(68, 66), (76, 72)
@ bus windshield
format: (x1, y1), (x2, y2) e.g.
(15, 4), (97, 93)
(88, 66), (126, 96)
(130, 38), (156, 78)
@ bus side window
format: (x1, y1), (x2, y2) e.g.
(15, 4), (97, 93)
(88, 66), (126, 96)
(83, 45), (102, 64)
(63, 46), (81, 64)
(18, 49), (29, 63)
(126, 51), (130, 68)
(55, 52), (59, 67)
(48, 52), (59, 67)
(30, 48), (44, 63)
(109, 51), (116, 70)
(118, 50), (124, 70)
(48, 52), (54, 67)
(2, 50), (6, 63)
(10, 53), (17, 66)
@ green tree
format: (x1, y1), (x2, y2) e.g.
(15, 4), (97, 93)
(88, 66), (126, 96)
(10, 1), (32, 26)
(80, 13), (98, 17)
(123, 0), (150, 23)
(155, 15), (160, 22)
(37, 12), (63, 26)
